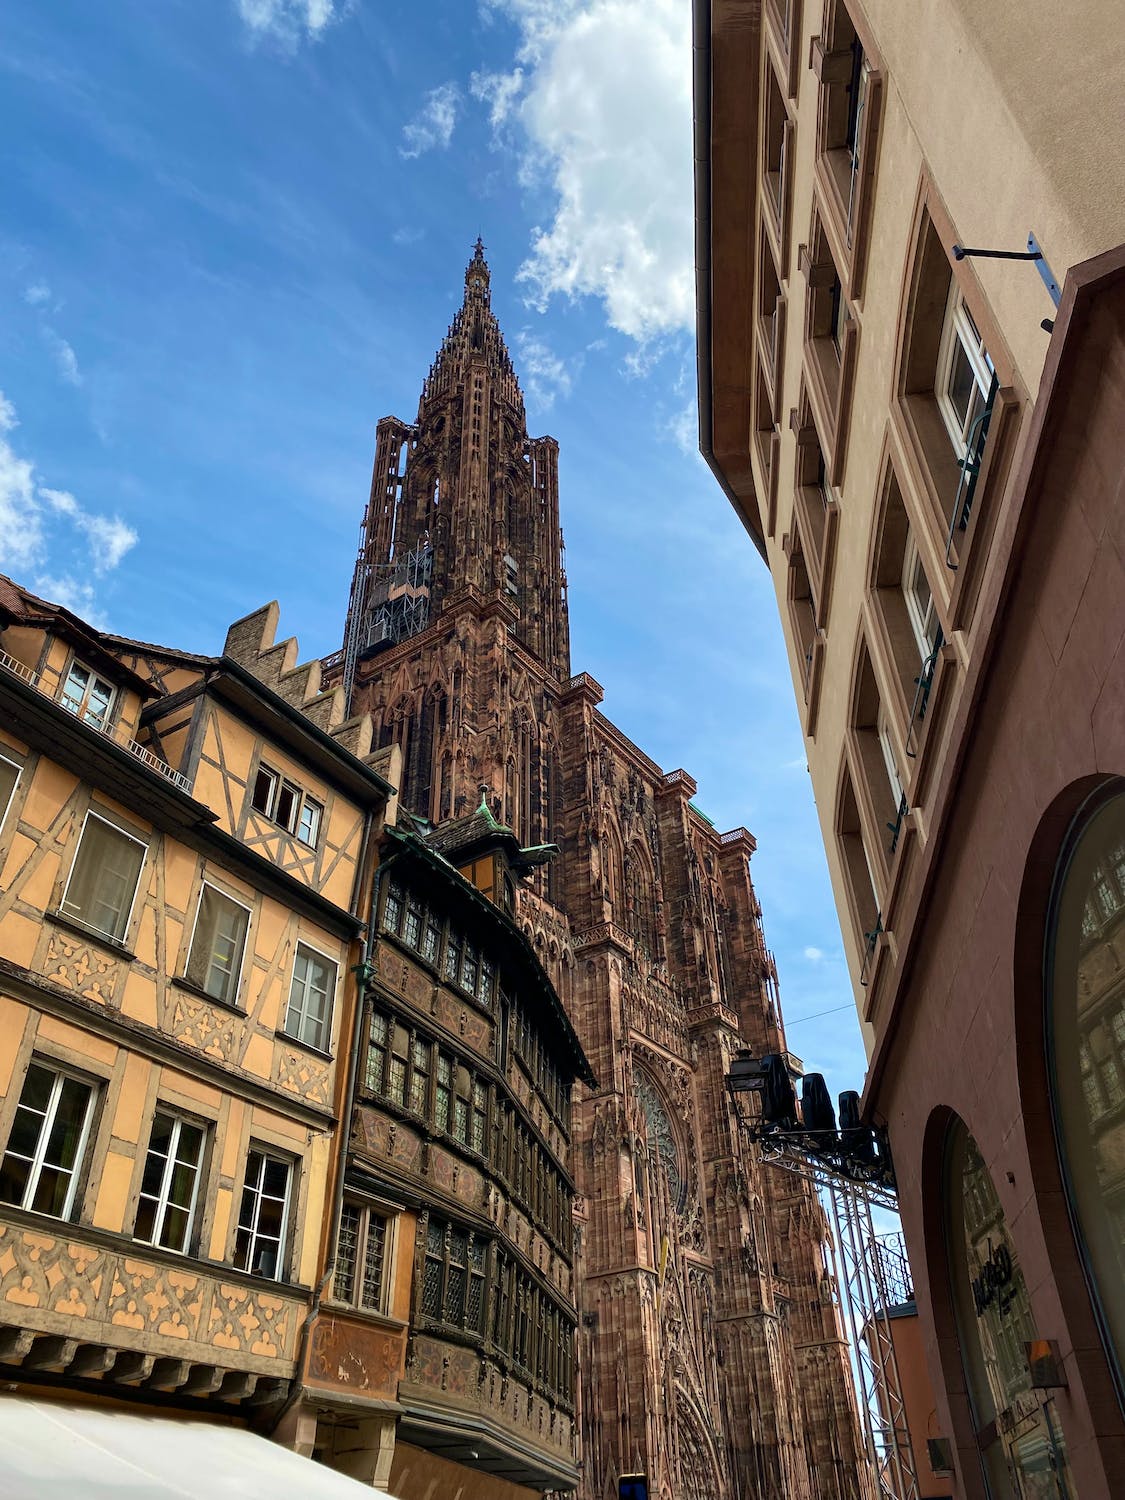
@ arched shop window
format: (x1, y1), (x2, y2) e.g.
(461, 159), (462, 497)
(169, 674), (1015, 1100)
(945, 1120), (1075, 1498)
(1047, 788), (1125, 1396)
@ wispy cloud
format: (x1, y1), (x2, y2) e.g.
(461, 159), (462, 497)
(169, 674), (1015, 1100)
(668, 399), (696, 456)
(0, 391), (137, 617)
(235, 0), (340, 47)
(478, 0), (694, 345)
(804, 946), (825, 962)
(400, 83), (461, 159)
(40, 488), (137, 572)
(470, 67), (524, 132)
(515, 328), (573, 411)
(20, 279), (84, 386)
(43, 329), (82, 386)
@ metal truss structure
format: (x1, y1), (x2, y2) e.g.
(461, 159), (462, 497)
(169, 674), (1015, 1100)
(757, 1135), (922, 1500)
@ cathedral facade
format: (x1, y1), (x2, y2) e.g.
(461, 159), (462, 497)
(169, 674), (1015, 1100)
(322, 244), (870, 1500)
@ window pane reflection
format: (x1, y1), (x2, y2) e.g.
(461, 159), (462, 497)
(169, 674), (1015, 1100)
(1050, 794), (1125, 1389)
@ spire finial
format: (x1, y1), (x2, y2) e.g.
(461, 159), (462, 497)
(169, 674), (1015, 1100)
(465, 237), (490, 298)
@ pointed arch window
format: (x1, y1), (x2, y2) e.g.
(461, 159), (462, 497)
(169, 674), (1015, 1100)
(627, 847), (658, 960)
(633, 1066), (685, 1213)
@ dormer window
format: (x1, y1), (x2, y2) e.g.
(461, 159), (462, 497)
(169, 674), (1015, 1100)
(59, 660), (116, 731)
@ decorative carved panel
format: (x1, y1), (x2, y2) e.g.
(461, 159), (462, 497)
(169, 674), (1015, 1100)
(44, 929), (121, 1006)
(307, 1312), (404, 1397)
(0, 1219), (301, 1374)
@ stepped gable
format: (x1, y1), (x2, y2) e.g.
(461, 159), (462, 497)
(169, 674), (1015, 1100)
(223, 601), (380, 765)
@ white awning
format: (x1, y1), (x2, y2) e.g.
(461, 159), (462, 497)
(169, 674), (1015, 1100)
(0, 1396), (384, 1499)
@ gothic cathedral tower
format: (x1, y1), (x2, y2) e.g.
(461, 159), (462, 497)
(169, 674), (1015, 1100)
(323, 246), (871, 1500)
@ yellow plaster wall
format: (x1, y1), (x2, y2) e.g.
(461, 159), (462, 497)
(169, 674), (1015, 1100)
(0, 626), (45, 676)
(0, 619), (375, 1308)
(0, 998), (28, 1097)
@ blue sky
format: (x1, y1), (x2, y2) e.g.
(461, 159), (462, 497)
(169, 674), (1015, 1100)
(0, 0), (868, 1099)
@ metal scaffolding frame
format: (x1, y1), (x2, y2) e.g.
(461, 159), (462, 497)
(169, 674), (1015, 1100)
(757, 1137), (922, 1500)
(341, 536), (433, 712)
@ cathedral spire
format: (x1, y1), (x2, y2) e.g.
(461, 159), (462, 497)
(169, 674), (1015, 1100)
(424, 236), (517, 409)
(339, 243), (570, 717)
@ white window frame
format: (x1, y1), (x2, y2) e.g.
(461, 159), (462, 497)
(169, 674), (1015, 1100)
(251, 763), (279, 819)
(135, 1110), (207, 1254)
(332, 1195), (398, 1314)
(250, 760), (321, 847)
(0, 753), (22, 838)
(284, 940), (338, 1052)
(59, 658), (117, 731)
(296, 796), (322, 848)
(234, 1147), (292, 1281)
(877, 706), (905, 809)
(902, 533), (940, 661)
(184, 881), (252, 1005)
(59, 810), (148, 943)
(0, 1061), (97, 1220)
(935, 285), (994, 459)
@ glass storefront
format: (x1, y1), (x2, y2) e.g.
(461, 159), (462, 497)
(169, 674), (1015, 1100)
(946, 1123), (1075, 1498)
(1048, 790), (1125, 1393)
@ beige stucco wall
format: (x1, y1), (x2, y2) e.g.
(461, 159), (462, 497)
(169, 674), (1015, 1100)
(857, 0), (1125, 394)
(753, 0), (1125, 1046)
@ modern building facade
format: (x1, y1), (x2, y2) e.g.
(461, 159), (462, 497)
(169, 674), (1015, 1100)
(694, 0), (1125, 1493)
(0, 576), (390, 1459)
(319, 242), (873, 1499)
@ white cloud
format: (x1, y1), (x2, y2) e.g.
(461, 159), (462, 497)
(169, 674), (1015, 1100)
(0, 393), (137, 605)
(34, 574), (102, 625)
(668, 399), (696, 456)
(392, 226), (425, 247)
(43, 329), (82, 386)
(41, 488), (138, 574)
(40, 486), (77, 516)
(470, 67), (525, 131)
(235, 0), (338, 44)
(515, 328), (574, 410)
(24, 283), (51, 307)
(480, 0), (694, 344)
(401, 83), (461, 159)
(804, 946), (825, 963)
(0, 428), (42, 573)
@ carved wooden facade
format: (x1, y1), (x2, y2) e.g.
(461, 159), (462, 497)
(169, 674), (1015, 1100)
(329, 813), (594, 1493)
(321, 248), (872, 1499)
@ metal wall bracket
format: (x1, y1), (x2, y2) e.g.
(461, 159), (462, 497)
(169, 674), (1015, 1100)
(950, 232), (1062, 309)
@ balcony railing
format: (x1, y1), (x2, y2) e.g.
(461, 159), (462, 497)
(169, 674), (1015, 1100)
(905, 629), (944, 759)
(859, 912), (883, 989)
(886, 791), (909, 856)
(0, 651), (192, 794)
(946, 371), (1000, 569)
